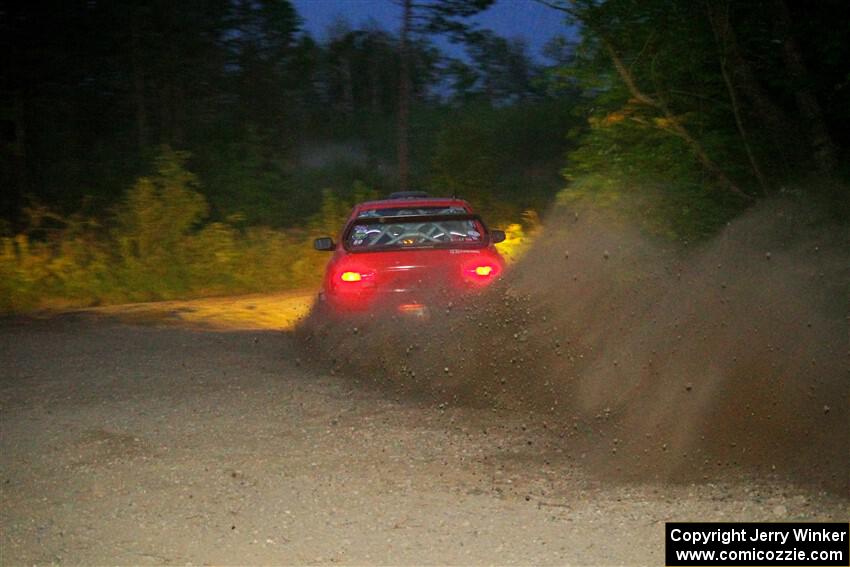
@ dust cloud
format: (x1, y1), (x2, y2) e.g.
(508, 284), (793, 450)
(296, 199), (849, 495)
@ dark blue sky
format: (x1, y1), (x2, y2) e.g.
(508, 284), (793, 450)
(290, 0), (576, 61)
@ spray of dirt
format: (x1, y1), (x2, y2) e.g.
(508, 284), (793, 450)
(296, 199), (849, 495)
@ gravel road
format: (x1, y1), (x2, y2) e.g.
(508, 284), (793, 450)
(1, 315), (847, 565)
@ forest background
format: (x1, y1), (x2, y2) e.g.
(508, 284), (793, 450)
(1, 0), (847, 310)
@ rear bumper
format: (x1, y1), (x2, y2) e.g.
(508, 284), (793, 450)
(321, 285), (470, 316)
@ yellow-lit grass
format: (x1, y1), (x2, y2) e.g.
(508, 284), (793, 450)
(79, 290), (316, 331)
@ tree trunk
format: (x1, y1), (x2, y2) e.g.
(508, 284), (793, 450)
(397, 0), (412, 192)
(706, 0), (769, 195)
(705, 1), (792, 150)
(7, 34), (29, 225)
(160, 83), (171, 145)
(9, 88), (29, 224)
(131, 14), (149, 150)
(774, 0), (837, 175)
(341, 55), (354, 116)
(370, 50), (381, 114)
(603, 40), (751, 199)
(173, 81), (185, 146)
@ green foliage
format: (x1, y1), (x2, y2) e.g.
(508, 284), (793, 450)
(545, 0), (850, 240)
(308, 181), (379, 237)
(0, 151), (380, 312)
(194, 126), (295, 226)
(0, 209), (114, 310)
(559, 99), (746, 240)
(558, 176), (740, 243)
(3, 0), (580, 228)
(111, 148), (208, 297)
(9, 0), (848, 308)
(430, 100), (580, 223)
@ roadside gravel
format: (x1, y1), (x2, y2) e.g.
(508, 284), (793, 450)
(1, 316), (846, 565)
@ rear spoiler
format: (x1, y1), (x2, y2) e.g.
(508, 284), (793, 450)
(352, 213), (482, 225)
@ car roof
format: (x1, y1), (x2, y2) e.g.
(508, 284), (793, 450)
(351, 197), (474, 215)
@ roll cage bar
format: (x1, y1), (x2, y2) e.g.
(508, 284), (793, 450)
(342, 213), (493, 252)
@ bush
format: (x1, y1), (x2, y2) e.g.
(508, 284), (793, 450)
(0, 149), (368, 312)
(560, 110), (747, 242)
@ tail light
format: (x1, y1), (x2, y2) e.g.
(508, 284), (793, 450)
(335, 268), (374, 287)
(462, 262), (500, 285)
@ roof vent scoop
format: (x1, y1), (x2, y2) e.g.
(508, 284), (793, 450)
(388, 191), (429, 199)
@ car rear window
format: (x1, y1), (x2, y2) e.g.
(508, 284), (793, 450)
(346, 216), (486, 250)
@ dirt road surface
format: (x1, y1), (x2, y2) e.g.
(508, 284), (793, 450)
(1, 314), (847, 565)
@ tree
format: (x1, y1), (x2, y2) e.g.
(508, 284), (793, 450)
(392, 0), (496, 191)
(772, 0), (837, 174)
(532, 0), (850, 238)
(540, 0), (754, 198)
(452, 30), (541, 104)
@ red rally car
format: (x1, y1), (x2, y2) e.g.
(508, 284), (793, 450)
(313, 191), (506, 317)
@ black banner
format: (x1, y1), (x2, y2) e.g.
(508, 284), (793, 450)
(666, 522), (849, 566)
